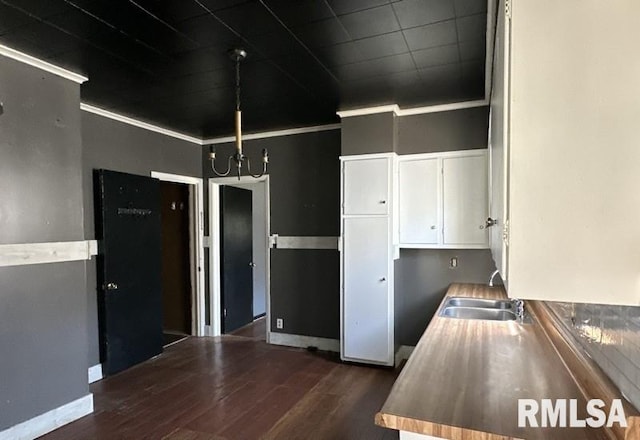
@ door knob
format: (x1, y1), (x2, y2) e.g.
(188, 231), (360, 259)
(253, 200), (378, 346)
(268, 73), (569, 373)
(430, 225), (437, 230)
(249, 262), (256, 268)
(105, 282), (118, 290)
(379, 277), (386, 282)
(486, 217), (498, 228)
(379, 200), (386, 204)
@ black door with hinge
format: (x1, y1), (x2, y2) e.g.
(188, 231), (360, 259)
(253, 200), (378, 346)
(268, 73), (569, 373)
(220, 186), (254, 333)
(95, 169), (163, 375)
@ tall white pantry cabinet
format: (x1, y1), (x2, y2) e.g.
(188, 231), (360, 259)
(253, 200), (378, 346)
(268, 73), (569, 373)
(340, 154), (396, 366)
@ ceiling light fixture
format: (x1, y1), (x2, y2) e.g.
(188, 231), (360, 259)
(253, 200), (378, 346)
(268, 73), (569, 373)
(209, 48), (269, 180)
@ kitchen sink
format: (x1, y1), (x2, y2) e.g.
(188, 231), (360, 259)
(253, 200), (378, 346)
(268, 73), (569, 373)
(444, 297), (513, 310)
(439, 306), (517, 321)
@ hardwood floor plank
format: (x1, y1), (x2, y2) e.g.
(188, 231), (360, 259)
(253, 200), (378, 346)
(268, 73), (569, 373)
(38, 336), (399, 440)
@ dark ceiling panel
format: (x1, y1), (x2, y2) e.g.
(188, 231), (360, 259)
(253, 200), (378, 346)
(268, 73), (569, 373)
(337, 5), (401, 40)
(0, 0), (488, 137)
(403, 20), (458, 51)
(412, 44), (460, 69)
(354, 31), (408, 60)
(327, 0), (390, 16)
(391, 0), (456, 29)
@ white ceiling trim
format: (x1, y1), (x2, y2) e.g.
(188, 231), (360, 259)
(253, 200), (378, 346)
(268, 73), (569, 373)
(80, 103), (203, 145)
(0, 43), (88, 84)
(203, 123), (341, 145)
(336, 99), (489, 118)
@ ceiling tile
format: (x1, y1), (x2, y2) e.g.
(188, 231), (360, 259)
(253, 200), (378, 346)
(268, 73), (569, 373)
(332, 52), (416, 81)
(354, 32), (409, 60)
(392, 0), (456, 29)
(453, 0), (487, 17)
(314, 42), (367, 67)
(0, 4), (34, 33)
(129, 0), (208, 24)
(262, 0), (334, 26)
(293, 18), (351, 48)
(0, 0), (72, 19)
(338, 5), (401, 40)
(411, 44), (459, 68)
(456, 13), (486, 42)
(419, 63), (461, 82)
(214, 2), (282, 36)
(459, 39), (485, 61)
(403, 20), (457, 51)
(327, 0), (390, 16)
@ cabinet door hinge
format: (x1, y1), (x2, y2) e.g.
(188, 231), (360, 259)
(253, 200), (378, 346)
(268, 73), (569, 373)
(502, 219), (510, 246)
(505, 0), (512, 19)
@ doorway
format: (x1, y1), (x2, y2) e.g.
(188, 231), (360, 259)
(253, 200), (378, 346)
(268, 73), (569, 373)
(151, 171), (205, 337)
(160, 181), (192, 345)
(209, 176), (270, 341)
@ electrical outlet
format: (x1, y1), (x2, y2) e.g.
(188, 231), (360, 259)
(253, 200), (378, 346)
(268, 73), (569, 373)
(449, 257), (458, 269)
(276, 318), (283, 329)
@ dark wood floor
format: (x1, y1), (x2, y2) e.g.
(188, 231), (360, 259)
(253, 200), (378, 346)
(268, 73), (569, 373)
(229, 316), (267, 341)
(40, 333), (399, 440)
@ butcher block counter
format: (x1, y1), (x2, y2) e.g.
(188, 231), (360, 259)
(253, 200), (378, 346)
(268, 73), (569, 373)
(375, 283), (639, 440)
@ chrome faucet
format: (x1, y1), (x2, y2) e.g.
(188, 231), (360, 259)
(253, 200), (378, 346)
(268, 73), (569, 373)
(512, 299), (525, 322)
(488, 269), (501, 287)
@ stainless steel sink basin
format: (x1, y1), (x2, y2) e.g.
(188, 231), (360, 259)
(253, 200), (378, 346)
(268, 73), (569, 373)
(445, 297), (513, 310)
(439, 306), (517, 321)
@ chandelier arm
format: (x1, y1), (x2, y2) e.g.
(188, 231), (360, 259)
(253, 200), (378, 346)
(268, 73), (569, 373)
(211, 155), (233, 177)
(245, 156), (267, 179)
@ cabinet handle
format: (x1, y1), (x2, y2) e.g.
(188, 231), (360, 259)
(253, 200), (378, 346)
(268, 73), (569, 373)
(430, 225), (436, 230)
(379, 200), (386, 204)
(379, 277), (386, 282)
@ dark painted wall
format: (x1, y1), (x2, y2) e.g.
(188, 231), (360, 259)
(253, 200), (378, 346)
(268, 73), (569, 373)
(0, 56), (89, 429)
(397, 106), (489, 154)
(204, 129), (341, 338)
(82, 112), (202, 366)
(341, 112), (396, 155)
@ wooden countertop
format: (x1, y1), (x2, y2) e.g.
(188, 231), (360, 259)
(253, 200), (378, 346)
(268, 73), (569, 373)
(375, 283), (625, 440)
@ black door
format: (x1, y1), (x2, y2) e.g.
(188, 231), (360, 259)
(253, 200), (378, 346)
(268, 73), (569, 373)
(220, 186), (254, 333)
(95, 170), (163, 375)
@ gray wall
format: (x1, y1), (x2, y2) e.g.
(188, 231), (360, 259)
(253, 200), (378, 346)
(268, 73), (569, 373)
(82, 112), (202, 366)
(342, 106), (496, 346)
(204, 129), (341, 339)
(397, 106), (489, 154)
(341, 112), (396, 155)
(0, 56), (89, 429)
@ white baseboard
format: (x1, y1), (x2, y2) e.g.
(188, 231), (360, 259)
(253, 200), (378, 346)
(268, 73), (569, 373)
(269, 332), (340, 353)
(395, 345), (415, 367)
(0, 394), (93, 440)
(88, 364), (103, 384)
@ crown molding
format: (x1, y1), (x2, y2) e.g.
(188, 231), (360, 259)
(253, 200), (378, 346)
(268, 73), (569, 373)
(0, 44), (88, 84)
(336, 105), (400, 118)
(80, 103), (203, 145)
(336, 99), (488, 119)
(203, 123), (341, 145)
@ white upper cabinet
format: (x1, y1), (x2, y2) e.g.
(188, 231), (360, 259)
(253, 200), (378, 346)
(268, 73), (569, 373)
(489, 0), (640, 305)
(398, 150), (488, 249)
(443, 154), (488, 246)
(342, 158), (390, 216)
(399, 158), (439, 245)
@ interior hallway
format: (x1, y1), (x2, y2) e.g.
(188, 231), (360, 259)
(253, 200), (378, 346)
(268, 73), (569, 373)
(39, 335), (399, 440)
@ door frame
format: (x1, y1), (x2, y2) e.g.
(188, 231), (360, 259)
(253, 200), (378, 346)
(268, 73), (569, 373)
(151, 171), (205, 337)
(208, 175), (270, 341)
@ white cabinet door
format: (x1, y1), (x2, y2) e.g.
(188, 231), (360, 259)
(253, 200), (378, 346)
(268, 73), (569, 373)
(343, 158), (389, 215)
(399, 159), (439, 244)
(342, 216), (391, 365)
(443, 155), (488, 246)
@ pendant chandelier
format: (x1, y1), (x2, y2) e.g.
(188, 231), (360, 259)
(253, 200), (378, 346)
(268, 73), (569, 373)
(209, 48), (269, 180)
